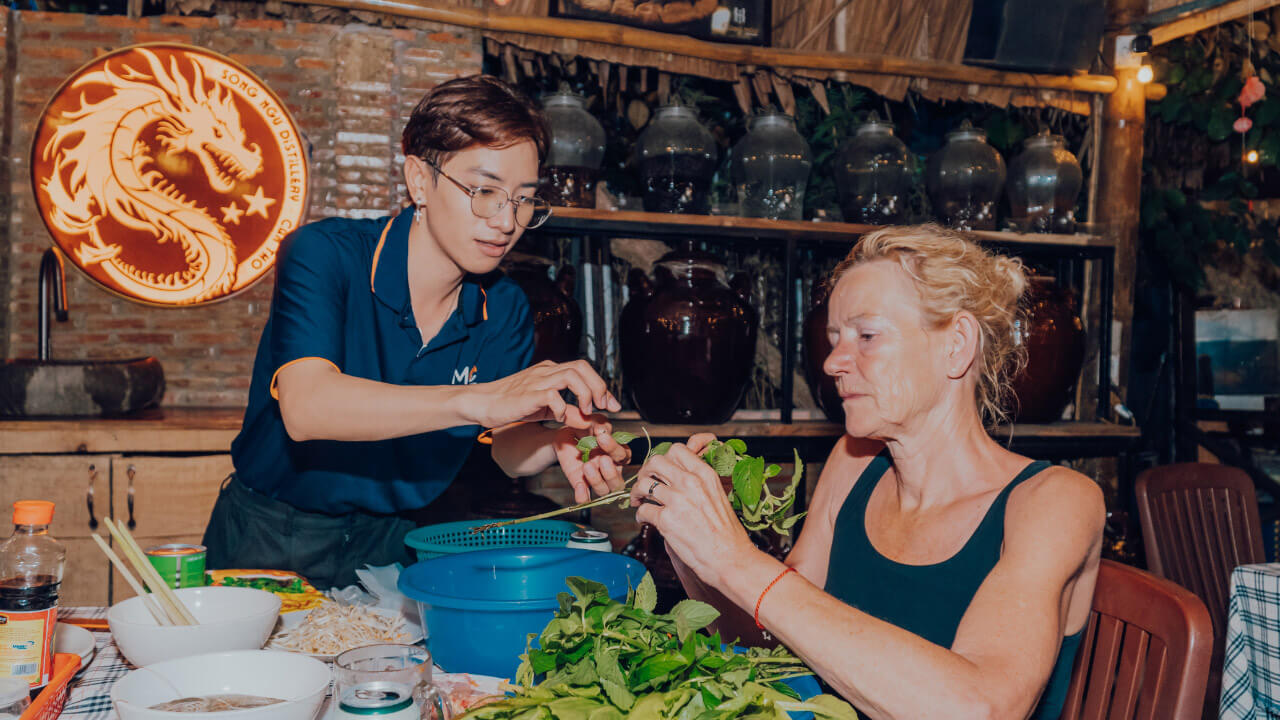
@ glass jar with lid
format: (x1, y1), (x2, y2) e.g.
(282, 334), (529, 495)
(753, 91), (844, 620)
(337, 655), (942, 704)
(730, 109), (811, 220)
(1006, 130), (1083, 233)
(835, 114), (913, 225)
(636, 102), (718, 214)
(540, 90), (607, 208)
(925, 120), (1006, 231)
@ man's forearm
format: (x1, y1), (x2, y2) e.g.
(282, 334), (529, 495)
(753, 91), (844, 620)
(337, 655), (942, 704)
(490, 422), (559, 478)
(278, 366), (476, 442)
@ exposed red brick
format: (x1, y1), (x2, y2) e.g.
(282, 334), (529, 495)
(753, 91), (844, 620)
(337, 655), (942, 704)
(96, 15), (150, 29)
(234, 53), (289, 68)
(118, 333), (176, 344)
(20, 11), (85, 26)
(60, 30), (121, 43)
(294, 57), (331, 71)
(234, 18), (284, 31)
(426, 32), (466, 45)
(134, 31), (192, 44)
(269, 36), (304, 50)
(23, 45), (88, 60)
(160, 15), (217, 28)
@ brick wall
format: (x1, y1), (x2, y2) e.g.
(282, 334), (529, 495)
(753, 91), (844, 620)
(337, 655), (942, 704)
(0, 10), (482, 406)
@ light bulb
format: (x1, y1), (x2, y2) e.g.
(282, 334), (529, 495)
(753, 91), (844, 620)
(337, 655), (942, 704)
(1137, 65), (1154, 84)
(1247, 149), (1260, 163)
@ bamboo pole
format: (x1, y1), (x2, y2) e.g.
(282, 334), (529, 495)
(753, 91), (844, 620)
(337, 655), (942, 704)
(286, 0), (1129, 95)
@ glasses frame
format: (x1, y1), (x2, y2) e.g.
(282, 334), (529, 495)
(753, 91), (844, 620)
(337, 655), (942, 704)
(423, 158), (552, 229)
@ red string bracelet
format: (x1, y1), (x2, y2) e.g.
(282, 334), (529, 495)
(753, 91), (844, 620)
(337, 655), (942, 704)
(754, 566), (797, 630)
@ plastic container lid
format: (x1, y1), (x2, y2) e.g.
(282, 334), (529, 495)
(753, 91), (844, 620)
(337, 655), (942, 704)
(13, 500), (54, 525)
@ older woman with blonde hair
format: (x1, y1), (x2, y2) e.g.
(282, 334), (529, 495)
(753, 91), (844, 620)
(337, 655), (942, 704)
(630, 224), (1104, 720)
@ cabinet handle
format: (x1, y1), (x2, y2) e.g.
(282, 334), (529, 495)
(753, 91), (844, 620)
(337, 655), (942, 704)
(126, 464), (137, 530)
(86, 464), (98, 531)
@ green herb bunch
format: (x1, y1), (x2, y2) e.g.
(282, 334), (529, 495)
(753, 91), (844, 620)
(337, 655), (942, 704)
(457, 574), (857, 720)
(471, 433), (805, 536)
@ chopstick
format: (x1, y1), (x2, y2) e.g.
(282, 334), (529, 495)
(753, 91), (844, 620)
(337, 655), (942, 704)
(90, 532), (169, 625)
(102, 517), (198, 625)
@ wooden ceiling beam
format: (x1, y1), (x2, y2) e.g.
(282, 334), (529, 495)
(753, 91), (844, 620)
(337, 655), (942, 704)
(291, 0), (1140, 95)
(1148, 0), (1280, 45)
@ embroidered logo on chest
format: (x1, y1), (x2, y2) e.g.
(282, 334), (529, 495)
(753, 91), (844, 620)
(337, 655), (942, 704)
(451, 365), (478, 385)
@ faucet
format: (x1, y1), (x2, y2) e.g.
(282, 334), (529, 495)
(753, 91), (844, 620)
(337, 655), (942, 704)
(38, 248), (68, 361)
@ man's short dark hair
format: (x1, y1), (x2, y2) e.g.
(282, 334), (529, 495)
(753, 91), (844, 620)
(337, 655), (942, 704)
(402, 74), (549, 171)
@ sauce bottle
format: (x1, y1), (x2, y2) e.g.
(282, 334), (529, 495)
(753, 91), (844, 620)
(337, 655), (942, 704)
(0, 501), (66, 695)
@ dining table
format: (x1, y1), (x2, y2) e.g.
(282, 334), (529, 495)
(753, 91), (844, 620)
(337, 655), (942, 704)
(1220, 563), (1280, 720)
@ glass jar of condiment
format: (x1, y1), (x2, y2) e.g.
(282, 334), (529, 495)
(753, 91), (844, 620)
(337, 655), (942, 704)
(1006, 130), (1083, 233)
(730, 110), (811, 220)
(540, 90), (606, 209)
(835, 115), (912, 225)
(926, 120), (1006, 231)
(636, 102), (718, 214)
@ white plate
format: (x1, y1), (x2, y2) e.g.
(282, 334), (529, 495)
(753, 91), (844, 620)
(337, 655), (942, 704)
(268, 606), (425, 662)
(54, 623), (96, 670)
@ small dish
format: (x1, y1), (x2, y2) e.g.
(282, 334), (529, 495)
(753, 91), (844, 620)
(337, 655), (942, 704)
(54, 623), (96, 671)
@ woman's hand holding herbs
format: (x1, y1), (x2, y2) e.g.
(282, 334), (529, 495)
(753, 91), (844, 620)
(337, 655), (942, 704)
(632, 439), (759, 588)
(553, 409), (632, 502)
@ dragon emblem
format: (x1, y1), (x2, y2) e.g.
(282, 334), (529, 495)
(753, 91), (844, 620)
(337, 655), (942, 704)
(34, 46), (305, 305)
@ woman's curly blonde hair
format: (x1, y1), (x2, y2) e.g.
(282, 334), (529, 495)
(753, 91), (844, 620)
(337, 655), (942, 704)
(827, 224), (1029, 429)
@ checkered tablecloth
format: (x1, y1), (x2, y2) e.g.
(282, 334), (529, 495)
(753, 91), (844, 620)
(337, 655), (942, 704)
(1220, 564), (1280, 720)
(57, 607), (124, 720)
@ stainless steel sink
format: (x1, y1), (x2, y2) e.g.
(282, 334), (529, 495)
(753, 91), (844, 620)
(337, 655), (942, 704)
(0, 357), (165, 417)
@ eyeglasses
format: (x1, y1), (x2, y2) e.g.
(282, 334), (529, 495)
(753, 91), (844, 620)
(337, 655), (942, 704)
(425, 158), (552, 229)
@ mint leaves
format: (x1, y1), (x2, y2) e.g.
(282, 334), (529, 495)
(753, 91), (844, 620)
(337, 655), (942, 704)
(458, 574), (859, 720)
(473, 433), (806, 536)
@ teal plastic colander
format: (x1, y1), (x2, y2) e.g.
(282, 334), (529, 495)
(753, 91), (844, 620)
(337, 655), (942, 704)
(403, 518), (580, 560)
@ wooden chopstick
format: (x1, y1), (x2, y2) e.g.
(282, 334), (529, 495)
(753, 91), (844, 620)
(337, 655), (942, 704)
(103, 517), (197, 625)
(90, 533), (169, 625)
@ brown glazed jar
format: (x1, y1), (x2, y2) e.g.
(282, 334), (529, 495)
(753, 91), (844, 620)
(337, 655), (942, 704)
(802, 286), (844, 424)
(620, 248), (758, 424)
(501, 255), (583, 364)
(1010, 277), (1086, 423)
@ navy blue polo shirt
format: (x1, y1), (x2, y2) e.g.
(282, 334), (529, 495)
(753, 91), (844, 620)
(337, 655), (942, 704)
(230, 207), (535, 515)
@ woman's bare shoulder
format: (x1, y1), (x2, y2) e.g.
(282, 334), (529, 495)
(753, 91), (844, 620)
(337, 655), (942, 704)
(1006, 463), (1106, 549)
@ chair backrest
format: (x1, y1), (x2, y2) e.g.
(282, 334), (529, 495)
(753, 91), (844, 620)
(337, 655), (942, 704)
(1061, 560), (1214, 720)
(1134, 462), (1265, 634)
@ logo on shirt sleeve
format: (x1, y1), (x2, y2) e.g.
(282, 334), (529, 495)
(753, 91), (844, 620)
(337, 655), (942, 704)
(451, 365), (478, 385)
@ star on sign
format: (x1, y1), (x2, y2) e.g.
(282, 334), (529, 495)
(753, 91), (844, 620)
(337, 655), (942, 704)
(221, 201), (245, 225)
(242, 186), (276, 219)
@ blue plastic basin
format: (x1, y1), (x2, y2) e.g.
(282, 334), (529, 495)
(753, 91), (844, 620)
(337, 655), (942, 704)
(398, 547), (647, 678)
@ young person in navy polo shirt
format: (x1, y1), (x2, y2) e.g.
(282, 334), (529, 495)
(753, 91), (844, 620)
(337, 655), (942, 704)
(203, 75), (630, 589)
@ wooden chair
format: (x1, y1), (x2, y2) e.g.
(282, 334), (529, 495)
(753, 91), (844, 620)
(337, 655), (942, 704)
(1060, 560), (1213, 720)
(1134, 462), (1265, 717)
(1134, 462), (1265, 632)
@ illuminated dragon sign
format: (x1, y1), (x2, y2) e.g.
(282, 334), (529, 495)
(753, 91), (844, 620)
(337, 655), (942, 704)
(31, 44), (308, 305)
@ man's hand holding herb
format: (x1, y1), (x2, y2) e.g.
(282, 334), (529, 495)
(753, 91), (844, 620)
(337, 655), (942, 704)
(553, 410), (632, 502)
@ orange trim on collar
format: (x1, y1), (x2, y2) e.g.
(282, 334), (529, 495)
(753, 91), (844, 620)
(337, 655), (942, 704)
(270, 356), (340, 400)
(480, 286), (489, 321)
(369, 218), (394, 293)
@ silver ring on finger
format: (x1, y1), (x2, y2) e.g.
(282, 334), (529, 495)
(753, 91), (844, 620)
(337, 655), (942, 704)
(647, 478), (662, 496)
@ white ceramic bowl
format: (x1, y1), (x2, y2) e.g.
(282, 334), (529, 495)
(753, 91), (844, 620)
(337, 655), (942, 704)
(108, 587), (282, 667)
(111, 650), (329, 720)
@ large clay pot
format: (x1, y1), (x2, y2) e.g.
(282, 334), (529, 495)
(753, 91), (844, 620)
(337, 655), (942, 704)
(1010, 277), (1086, 423)
(620, 248), (757, 424)
(802, 287), (844, 424)
(502, 255), (583, 364)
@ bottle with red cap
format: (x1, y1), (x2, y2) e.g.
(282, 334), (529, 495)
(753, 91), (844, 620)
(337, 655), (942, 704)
(0, 501), (67, 694)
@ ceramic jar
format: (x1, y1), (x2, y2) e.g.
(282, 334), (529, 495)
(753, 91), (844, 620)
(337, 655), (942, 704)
(1010, 277), (1086, 423)
(501, 255), (582, 364)
(619, 249), (757, 423)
